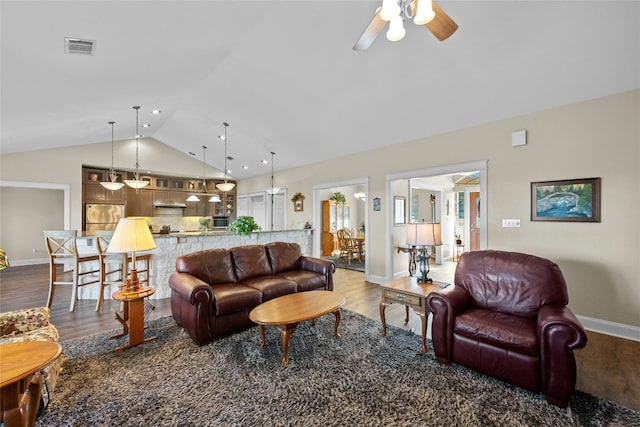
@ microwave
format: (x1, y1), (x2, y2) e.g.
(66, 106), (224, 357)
(213, 216), (229, 227)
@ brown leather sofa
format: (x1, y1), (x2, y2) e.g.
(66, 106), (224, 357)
(426, 250), (587, 408)
(169, 242), (335, 345)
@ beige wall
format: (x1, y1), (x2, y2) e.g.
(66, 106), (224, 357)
(1, 90), (638, 327)
(240, 90), (640, 327)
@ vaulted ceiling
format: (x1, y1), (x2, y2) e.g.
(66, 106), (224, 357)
(1, 1), (638, 180)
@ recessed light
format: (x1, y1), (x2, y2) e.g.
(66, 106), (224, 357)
(243, 165), (248, 169)
(261, 159), (268, 164)
(151, 109), (162, 114)
(218, 135), (225, 141)
(142, 123), (151, 128)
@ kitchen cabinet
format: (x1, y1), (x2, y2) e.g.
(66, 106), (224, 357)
(82, 168), (126, 203)
(126, 188), (154, 217)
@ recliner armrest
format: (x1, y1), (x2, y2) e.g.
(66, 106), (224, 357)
(426, 286), (472, 363)
(537, 304), (588, 407)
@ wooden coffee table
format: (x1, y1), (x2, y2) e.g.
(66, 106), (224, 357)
(0, 341), (62, 427)
(249, 290), (345, 366)
(380, 276), (449, 353)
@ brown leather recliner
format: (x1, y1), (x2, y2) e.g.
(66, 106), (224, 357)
(426, 250), (587, 408)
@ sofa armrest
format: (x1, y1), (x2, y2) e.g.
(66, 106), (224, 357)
(537, 304), (588, 407)
(0, 307), (51, 338)
(169, 272), (216, 345)
(169, 272), (214, 305)
(300, 256), (336, 291)
(426, 286), (471, 363)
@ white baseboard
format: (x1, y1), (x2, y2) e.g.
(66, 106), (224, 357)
(8, 258), (48, 267)
(577, 315), (640, 342)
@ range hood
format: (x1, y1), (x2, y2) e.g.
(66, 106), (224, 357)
(153, 202), (187, 208)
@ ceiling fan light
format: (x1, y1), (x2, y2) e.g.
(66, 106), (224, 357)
(414, 0), (435, 25)
(216, 182), (235, 192)
(387, 15), (406, 41)
(380, 0), (400, 21)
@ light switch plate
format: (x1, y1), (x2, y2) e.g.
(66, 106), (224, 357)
(502, 219), (521, 227)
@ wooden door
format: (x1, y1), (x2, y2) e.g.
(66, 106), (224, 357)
(469, 191), (480, 251)
(322, 201), (334, 256)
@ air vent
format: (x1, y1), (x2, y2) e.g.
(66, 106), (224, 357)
(64, 38), (96, 55)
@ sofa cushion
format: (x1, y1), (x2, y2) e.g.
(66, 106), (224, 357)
(266, 242), (301, 274)
(211, 283), (263, 316)
(175, 248), (237, 285)
(453, 308), (538, 357)
(277, 270), (326, 292)
(231, 245), (272, 282)
(242, 276), (297, 301)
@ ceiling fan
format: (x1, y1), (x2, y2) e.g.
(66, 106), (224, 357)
(353, 0), (458, 51)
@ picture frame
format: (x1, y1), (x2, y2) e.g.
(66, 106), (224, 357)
(373, 197), (381, 212)
(531, 177), (601, 222)
(291, 192), (305, 212)
(394, 196), (406, 225)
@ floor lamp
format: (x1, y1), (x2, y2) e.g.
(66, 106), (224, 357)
(107, 218), (156, 292)
(406, 222), (442, 284)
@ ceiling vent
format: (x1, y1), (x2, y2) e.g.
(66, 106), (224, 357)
(64, 38), (96, 55)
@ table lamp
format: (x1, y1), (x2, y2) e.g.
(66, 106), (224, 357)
(406, 222), (442, 284)
(107, 217), (156, 291)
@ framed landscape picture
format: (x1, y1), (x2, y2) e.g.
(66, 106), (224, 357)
(531, 178), (601, 222)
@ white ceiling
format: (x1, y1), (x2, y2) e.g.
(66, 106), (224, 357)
(1, 1), (638, 180)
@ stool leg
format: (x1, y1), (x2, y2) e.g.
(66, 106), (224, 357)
(46, 261), (56, 308)
(69, 261), (79, 312)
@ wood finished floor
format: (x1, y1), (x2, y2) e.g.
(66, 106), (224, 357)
(0, 263), (638, 412)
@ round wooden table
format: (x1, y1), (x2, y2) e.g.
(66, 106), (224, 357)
(111, 286), (156, 352)
(249, 290), (345, 366)
(0, 340), (62, 427)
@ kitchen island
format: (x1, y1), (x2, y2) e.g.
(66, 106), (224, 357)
(78, 229), (314, 300)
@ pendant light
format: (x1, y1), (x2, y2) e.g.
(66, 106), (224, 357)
(215, 122), (235, 193)
(187, 145), (222, 203)
(265, 151), (280, 195)
(100, 121), (125, 191)
(124, 106), (150, 189)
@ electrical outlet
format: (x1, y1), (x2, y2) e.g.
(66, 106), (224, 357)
(502, 219), (521, 227)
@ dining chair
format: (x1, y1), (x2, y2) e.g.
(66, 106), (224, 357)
(336, 228), (358, 264)
(43, 230), (100, 312)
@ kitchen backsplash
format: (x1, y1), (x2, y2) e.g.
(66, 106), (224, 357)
(144, 216), (218, 232)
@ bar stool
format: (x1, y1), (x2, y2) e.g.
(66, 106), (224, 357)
(95, 231), (152, 312)
(43, 230), (100, 312)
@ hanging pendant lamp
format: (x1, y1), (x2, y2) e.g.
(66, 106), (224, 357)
(124, 106), (150, 189)
(215, 122), (235, 192)
(265, 151), (280, 195)
(100, 121), (125, 191)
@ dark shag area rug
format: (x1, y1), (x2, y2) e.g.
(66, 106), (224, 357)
(38, 312), (639, 427)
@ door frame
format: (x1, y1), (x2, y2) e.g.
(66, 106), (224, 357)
(313, 177), (369, 274)
(385, 160), (487, 282)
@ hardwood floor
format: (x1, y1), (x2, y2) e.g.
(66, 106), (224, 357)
(1, 263), (638, 412)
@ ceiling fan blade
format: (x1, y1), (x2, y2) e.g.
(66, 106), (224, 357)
(425, 1), (458, 41)
(353, 7), (386, 51)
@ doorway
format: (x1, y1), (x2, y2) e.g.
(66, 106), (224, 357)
(313, 178), (369, 276)
(386, 160), (487, 281)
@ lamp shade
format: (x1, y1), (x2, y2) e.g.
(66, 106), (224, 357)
(107, 218), (156, 253)
(406, 222), (442, 246)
